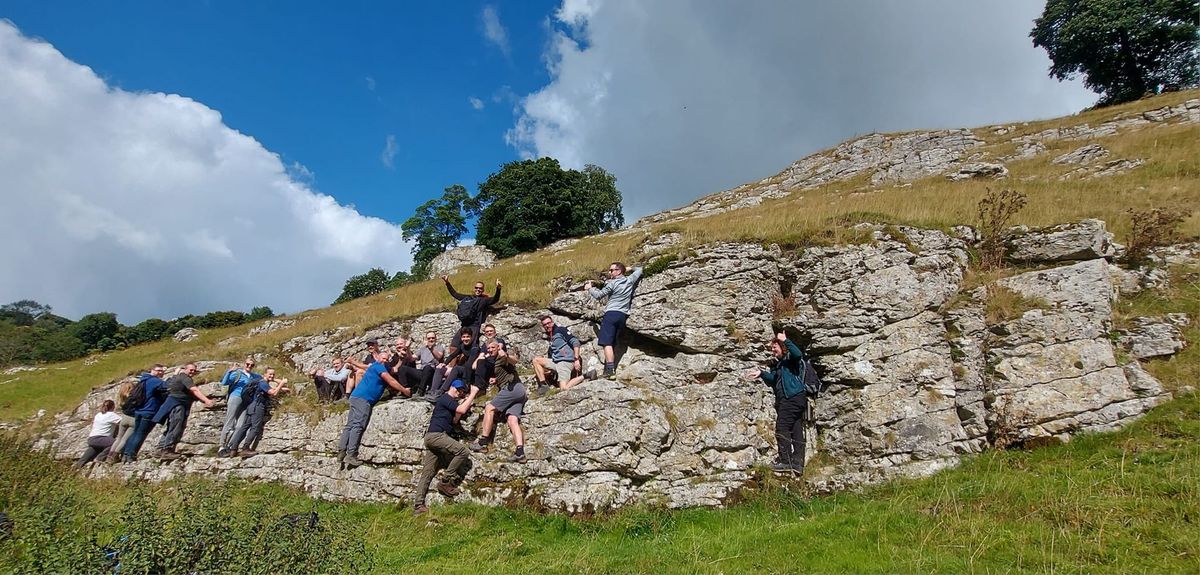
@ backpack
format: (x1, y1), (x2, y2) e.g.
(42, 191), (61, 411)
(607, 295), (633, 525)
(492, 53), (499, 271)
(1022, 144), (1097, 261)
(456, 297), (477, 323)
(802, 358), (824, 398)
(121, 374), (154, 415)
(242, 375), (266, 405)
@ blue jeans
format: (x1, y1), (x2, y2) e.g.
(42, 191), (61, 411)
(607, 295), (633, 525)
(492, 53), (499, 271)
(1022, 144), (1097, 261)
(122, 415), (157, 459)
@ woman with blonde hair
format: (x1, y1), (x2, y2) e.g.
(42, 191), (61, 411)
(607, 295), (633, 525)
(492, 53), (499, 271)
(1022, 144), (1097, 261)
(105, 379), (137, 462)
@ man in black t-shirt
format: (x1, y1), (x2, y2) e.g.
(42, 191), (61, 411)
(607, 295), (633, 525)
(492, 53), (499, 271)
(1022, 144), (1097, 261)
(152, 363), (214, 459)
(442, 276), (502, 340)
(412, 379), (471, 515)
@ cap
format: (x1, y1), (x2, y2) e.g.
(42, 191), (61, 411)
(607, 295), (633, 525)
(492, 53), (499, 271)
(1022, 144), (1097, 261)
(365, 337), (379, 346)
(450, 379), (466, 390)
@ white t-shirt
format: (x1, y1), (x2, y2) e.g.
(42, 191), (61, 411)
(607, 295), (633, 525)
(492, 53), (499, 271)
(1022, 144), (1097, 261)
(89, 411), (122, 438)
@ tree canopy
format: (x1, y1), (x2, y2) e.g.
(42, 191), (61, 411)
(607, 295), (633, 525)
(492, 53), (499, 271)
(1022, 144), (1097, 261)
(1031, 0), (1199, 106)
(475, 159), (624, 258)
(401, 184), (477, 279)
(333, 268), (391, 304)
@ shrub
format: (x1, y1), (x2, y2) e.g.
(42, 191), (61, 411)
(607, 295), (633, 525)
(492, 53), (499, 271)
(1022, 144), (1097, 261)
(976, 188), (1027, 271)
(1124, 207), (1191, 264)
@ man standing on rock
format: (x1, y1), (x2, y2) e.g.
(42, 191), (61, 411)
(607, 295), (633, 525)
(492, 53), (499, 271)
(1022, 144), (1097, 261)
(412, 379), (471, 515)
(119, 364), (168, 462)
(152, 363), (215, 460)
(745, 332), (812, 475)
(337, 349), (410, 469)
(443, 276), (502, 341)
(585, 262), (643, 377)
(222, 367), (290, 458)
(218, 357), (257, 449)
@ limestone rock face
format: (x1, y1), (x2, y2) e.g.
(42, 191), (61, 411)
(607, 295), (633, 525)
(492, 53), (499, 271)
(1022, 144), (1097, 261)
(42, 222), (1183, 511)
(1052, 144), (1110, 165)
(946, 162), (1008, 181)
(1005, 219), (1122, 263)
(429, 245), (497, 277)
(173, 327), (200, 342)
(1120, 315), (1189, 360)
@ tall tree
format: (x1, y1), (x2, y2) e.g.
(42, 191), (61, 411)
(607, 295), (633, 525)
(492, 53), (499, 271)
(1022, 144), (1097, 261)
(333, 268), (391, 304)
(1032, 0), (1199, 106)
(401, 184), (477, 279)
(475, 158), (625, 258)
(69, 312), (120, 351)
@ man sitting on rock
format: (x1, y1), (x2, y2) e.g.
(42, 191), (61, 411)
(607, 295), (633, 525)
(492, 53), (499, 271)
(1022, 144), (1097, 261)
(585, 262), (643, 377)
(430, 328), (481, 402)
(387, 337), (428, 399)
(310, 357), (350, 402)
(412, 379), (472, 515)
(745, 332), (813, 475)
(414, 331), (445, 401)
(337, 349), (410, 469)
(478, 323), (507, 351)
(532, 315), (585, 395)
(469, 344), (528, 463)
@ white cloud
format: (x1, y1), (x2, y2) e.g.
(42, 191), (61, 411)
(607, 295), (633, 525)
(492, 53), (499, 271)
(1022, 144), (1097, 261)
(480, 5), (511, 58)
(380, 134), (398, 169)
(365, 76), (376, 91)
(0, 21), (413, 322)
(468, 96), (485, 110)
(509, 1), (1099, 222)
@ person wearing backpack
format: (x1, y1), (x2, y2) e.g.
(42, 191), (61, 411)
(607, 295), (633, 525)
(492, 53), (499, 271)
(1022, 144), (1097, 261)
(745, 332), (816, 475)
(222, 367), (290, 458)
(218, 357), (258, 451)
(442, 276), (502, 341)
(119, 364), (169, 463)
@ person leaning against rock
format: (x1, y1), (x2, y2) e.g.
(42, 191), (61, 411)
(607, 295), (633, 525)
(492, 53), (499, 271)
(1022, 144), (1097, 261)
(337, 349), (410, 469)
(412, 379), (472, 516)
(152, 363), (215, 460)
(218, 357), (257, 450)
(585, 262), (643, 377)
(74, 400), (121, 469)
(745, 332), (812, 475)
(222, 367), (290, 458)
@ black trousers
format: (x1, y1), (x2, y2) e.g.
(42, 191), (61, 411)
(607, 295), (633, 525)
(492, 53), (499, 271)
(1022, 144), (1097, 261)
(774, 393), (808, 466)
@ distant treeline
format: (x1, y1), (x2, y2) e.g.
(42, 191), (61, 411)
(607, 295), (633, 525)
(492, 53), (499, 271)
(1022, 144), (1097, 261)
(0, 300), (273, 366)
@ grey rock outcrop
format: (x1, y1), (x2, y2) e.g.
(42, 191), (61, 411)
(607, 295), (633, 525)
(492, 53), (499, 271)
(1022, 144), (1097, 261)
(430, 245), (497, 277)
(173, 328), (200, 342)
(41, 221), (1182, 511)
(1005, 219), (1122, 263)
(1052, 144), (1110, 165)
(946, 162), (1008, 181)
(1120, 315), (1189, 360)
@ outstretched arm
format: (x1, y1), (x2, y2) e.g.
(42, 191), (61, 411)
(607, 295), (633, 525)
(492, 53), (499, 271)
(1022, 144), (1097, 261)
(489, 279), (502, 305)
(443, 276), (465, 300)
(380, 371), (411, 396)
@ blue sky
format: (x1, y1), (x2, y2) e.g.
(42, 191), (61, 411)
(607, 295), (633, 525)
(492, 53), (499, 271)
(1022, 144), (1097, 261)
(0, 1), (1097, 321)
(2, 0), (557, 225)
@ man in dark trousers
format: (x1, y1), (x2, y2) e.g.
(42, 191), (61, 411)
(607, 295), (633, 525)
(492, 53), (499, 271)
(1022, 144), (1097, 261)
(745, 332), (812, 475)
(442, 275), (502, 340)
(337, 350), (410, 469)
(412, 379), (472, 515)
(120, 364), (168, 462)
(152, 363), (215, 460)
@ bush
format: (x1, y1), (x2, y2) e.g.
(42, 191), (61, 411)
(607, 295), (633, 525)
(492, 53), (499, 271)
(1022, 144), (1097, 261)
(1124, 207), (1191, 264)
(976, 188), (1027, 271)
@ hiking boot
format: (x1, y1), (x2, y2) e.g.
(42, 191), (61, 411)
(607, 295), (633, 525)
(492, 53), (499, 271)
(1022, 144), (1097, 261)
(343, 454), (364, 468)
(120, 454), (135, 464)
(217, 449), (231, 458)
(239, 450), (258, 458)
(423, 395), (438, 404)
(770, 462), (793, 473)
(506, 452), (528, 464)
(534, 384), (551, 398)
(413, 504), (429, 516)
(436, 482), (461, 498)
(791, 464), (805, 476)
(158, 449), (182, 461)
(335, 449), (346, 462)
(468, 441), (490, 453)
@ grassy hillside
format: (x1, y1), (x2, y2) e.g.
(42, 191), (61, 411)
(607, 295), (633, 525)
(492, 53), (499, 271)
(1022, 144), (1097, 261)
(1, 90), (1197, 425)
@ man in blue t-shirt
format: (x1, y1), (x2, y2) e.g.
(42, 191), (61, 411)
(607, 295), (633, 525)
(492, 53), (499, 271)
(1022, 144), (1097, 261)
(120, 364), (168, 462)
(336, 350), (410, 469)
(412, 379), (471, 515)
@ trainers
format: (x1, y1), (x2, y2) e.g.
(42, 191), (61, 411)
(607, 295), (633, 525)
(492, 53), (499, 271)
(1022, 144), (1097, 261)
(413, 504), (429, 516)
(239, 450), (258, 458)
(506, 452), (528, 464)
(158, 449), (182, 461)
(436, 482), (461, 498)
(534, 384), (551, 398)
(343, 454), (364, 468)
(468, 441), (489, 453)
(791, 464), (805, 476)
(770, 462), (792, 473)
(217, 449), (231, 458)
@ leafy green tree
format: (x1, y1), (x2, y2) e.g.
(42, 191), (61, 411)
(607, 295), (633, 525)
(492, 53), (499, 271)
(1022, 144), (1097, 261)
(475, 158), (625, 258)
(401, 184), (477, 279)
(1032, 0), (1199, 105)
(126, 318), (171, 345)
(32, 329), (86, 362)
(247, 306), (274, 322)
(0, 300), (53, 326)
(334, 268), (391, 304)
(386, 271), (420, 290)
(196, 311), (247, 329)
(69, 313), (120, 351)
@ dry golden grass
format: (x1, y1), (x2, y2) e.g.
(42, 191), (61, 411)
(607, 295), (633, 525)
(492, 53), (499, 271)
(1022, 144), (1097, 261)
(3, 91), (1198, 421)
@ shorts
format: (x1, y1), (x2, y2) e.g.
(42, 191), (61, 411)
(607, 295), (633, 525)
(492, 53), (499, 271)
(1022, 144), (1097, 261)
(553, 360), (574, 384)
(598, 310), (627, 347)
(489, 383), (527, 419)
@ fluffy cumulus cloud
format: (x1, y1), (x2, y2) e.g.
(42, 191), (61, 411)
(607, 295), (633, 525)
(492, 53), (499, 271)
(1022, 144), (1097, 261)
(508, 0), (1098, 221)
(0, 21), (412, 322)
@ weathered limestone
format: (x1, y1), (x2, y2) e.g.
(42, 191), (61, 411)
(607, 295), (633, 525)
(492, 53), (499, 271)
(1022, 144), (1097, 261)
(429, 245), (498, 277)
(173, 327), (200, 342)
(1005, 219), (1122, 263)
(1120, 315), (1189, 360)
(40, 221), (1184, 511)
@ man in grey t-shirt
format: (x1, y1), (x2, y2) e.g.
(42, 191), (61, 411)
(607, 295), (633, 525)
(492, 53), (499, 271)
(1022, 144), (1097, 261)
(585, 262), (643, 377)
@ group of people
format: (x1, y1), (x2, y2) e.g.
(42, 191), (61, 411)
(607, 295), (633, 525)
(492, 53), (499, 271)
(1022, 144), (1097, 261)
(75, 261), (820, 513)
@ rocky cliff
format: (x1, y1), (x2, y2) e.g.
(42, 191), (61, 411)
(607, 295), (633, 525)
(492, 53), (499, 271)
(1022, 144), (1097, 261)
(37, 219), (1193, 512)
